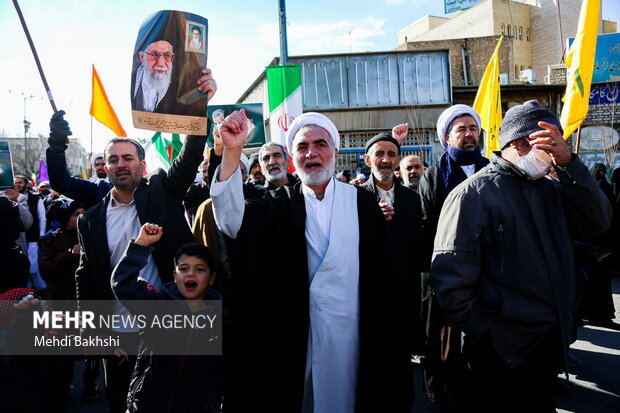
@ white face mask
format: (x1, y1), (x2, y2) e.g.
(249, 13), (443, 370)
(515, 147), (552, 180)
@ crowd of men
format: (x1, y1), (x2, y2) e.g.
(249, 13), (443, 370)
(0, 88), (618, 412)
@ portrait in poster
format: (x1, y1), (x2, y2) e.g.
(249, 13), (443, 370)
(131, 10), (209, 135)
(186, 21), (206, 54)
(207, 104), (266, 149)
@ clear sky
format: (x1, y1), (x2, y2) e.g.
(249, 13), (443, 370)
(1, 0), (618, 154)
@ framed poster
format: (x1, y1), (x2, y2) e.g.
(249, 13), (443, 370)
(131, 10), (209, 135)
(0, 142), (15, 190)
(207, 104), (266, 149)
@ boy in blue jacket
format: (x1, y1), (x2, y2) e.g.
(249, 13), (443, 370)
(112, 223), (224, 412)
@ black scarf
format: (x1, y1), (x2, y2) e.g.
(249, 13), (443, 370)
(437, 146), (489, 199)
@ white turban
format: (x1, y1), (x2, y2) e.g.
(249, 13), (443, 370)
(436, 105), (482, 149)
(239, 153), (249, 172)
(90, 152), (105, 167)
(286, 112), (340, 153)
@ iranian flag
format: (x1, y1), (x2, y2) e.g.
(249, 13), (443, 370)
(144, 132), (183, 174)
(266, 65), (302, 149)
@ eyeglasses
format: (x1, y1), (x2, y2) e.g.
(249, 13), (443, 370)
(144, 51), (174, 62)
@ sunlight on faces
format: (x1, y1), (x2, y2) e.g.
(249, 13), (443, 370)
(446, 115), (480, 151)
(400, 155), (423, 189)
(292, 126), (337, 187)
(13, 177), (27, 194)
(174, 255), (215, 301)
(105, 142), (145, 191)
(260, 145), (288, 182)
(364, 141), (400, 183)
(94, 158), (107, 179)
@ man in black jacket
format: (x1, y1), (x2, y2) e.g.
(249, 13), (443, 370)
(360, 133), (424, 356)
(418, 104), (488, 409)
(75, 132), (207, 413)
(431, 100), (613, 412)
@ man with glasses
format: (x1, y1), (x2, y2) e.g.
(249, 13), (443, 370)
(133, 40), (176, 112)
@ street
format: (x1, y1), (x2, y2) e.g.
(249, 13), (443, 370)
(66, 279), (620, 412)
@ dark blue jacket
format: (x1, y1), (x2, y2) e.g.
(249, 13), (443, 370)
(112, 241), (225, 413)
(46, 149), (113, 210)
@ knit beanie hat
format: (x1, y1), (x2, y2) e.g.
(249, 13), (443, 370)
(499, 100), (563, 149)
(46, 198), (84, 229)
(248, 153), (260, 170)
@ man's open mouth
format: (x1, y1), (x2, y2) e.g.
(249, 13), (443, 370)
(304, 162), (322, 171)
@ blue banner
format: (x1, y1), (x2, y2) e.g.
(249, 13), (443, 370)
(569, 32), (620, 84)
(589, 82), (620, 105)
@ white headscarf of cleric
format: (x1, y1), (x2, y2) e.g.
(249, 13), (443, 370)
(239, 153), (250, 172)
(286, 112), (340, 153)
(90, 152), (105, 168)
(436, 104), (482, 149)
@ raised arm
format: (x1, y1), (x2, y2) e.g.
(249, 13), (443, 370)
(111, 223), (163, 303)
(164, 69), (217, 200)
(210, 110), (249, 239)
(46, 111), (104, 208)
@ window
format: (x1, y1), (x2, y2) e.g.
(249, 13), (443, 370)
(515, 65), (520, 79)
(500, 24), (505, 36)
(507, 25), (512, 37)
(518, 26), (523, 40)
(526, 28), (530, 41)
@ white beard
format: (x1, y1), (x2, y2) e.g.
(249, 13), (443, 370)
(265, 166), (287, 183)
(294, 154), (336, 187)
(137, 64), (172, 112)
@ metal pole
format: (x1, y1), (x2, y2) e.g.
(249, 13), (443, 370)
(278, 0), (289, 65)
(23, 95), (33, 173)
(90, 116), (94, 178)
(574, 124), (582, 154)
(13, 0), (58, 112)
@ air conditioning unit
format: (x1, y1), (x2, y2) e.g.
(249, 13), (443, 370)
(499, 73), (509, 85)
(520, 69), (537, 84)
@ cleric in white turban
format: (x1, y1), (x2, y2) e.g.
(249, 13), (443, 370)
(436, 104), (481, 149)
(209, 109), (414, 413)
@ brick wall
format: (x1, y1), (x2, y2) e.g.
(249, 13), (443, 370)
(584, 103), (620, 128)
(405, 35), (514, 86)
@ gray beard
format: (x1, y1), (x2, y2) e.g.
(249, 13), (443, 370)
(405, 178), (419, 190)
(265, 167), (287, 183)
(294, 155), (336, 187)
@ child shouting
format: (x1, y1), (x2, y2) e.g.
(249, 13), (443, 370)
(112, 223), (224, 412)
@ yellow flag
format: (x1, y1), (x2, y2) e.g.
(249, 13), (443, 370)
(82, 171), (88, 180)
(473, 36), (503, 158)
(89, 65), (127, 137)
(560, 0), (600, 139)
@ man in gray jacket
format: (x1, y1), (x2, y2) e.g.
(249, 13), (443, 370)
(430, 100), (612, 412)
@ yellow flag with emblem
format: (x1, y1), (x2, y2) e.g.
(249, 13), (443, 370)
(473, 36), (503, 158)
(560, 0), (600, 139)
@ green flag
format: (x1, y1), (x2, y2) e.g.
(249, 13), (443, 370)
(266, 65), (302, 148)
(144, 132), (183, 173)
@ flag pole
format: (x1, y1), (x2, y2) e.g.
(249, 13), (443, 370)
(12, 0), (58, 112)
(90, 115), (94, 177)
(278, 0), (289, 65)
(574, 125), (582, 154)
